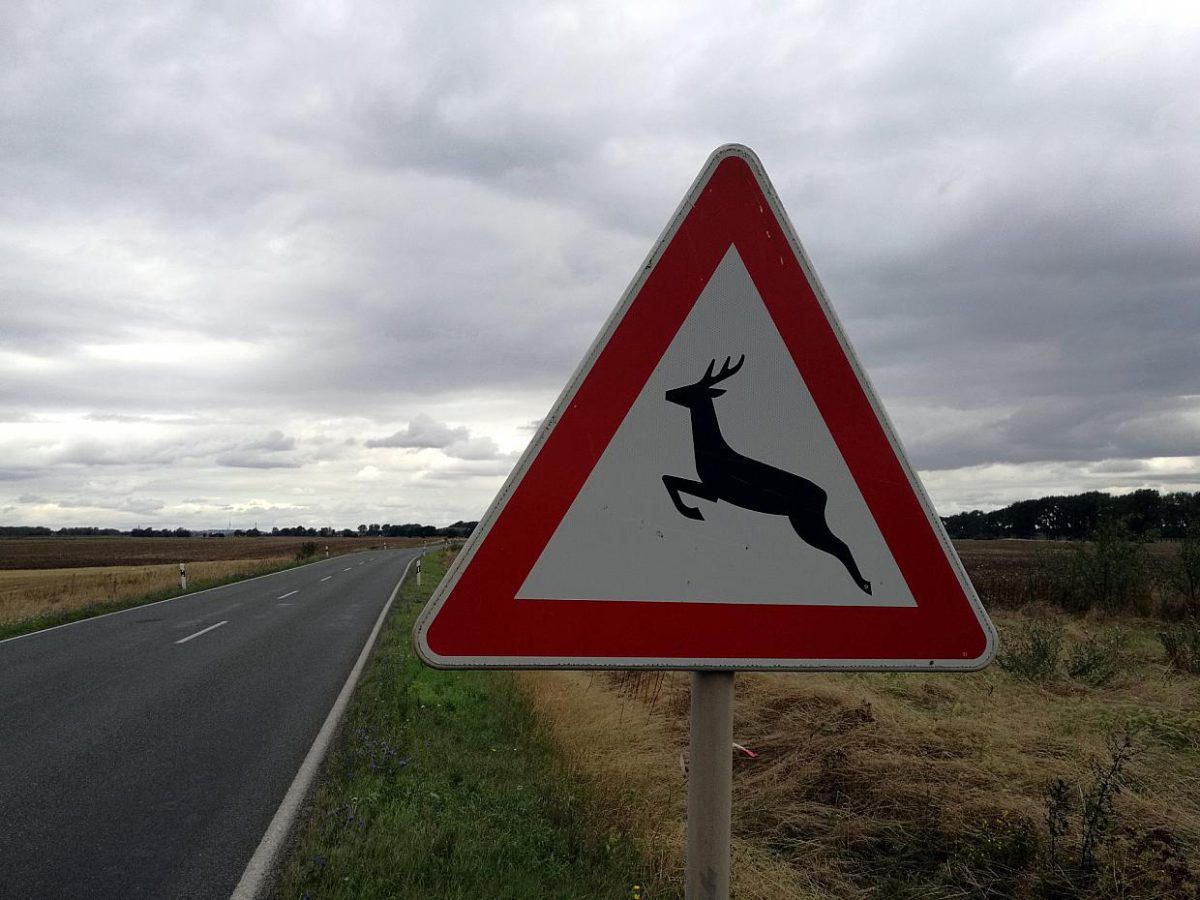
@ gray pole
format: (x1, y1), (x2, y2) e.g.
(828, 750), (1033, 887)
(686, 670), (734, 900)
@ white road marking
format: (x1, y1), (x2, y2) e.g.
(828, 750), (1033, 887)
(277, 590), (299, 600)
(343, 567), (352, 572)
(176, 621), (228, 644)
(320, 576), (332, 582)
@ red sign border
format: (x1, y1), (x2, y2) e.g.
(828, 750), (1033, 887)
(415, 145), (996, 670)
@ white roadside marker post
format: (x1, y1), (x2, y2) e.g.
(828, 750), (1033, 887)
(687, 671), (735, 900)
(179, 562), (187, 591)
(416, 558), (422, 588)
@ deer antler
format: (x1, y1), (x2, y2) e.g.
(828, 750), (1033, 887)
(700, 354), (745, 386)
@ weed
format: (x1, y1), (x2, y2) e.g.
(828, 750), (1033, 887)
(1078, 729), (1137, 874)
(998, 618), (1063, 680)
(1158, 617), (1200, 674)
(1044, 777), (1071, 864)
(1040, 728), (1139, 891)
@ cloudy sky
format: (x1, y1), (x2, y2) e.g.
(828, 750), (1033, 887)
(2, 0), (1198, 530)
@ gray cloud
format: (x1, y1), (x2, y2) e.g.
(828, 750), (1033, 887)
(214, 453), (302, 470)
(365, 415), (470, 449)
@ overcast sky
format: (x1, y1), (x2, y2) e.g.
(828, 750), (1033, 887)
(2, 0), (1198, 530)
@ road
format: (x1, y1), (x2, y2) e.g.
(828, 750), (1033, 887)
(0, 548), (421, 899)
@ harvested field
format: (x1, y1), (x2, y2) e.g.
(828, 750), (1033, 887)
(0, 535), (421, 570)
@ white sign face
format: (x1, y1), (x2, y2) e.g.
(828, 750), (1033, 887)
(517, 247), (917, 608)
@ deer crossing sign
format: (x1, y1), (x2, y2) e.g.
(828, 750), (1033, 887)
(415, 145), (996, 671)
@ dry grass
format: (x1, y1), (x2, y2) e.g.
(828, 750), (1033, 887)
(0, 558), (290, 624)
(518, 613), (1200, 899)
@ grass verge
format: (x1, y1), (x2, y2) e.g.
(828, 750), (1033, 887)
(271, 549), (674, 900)
(0, 557), (314, 642)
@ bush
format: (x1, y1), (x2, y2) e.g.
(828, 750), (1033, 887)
(1157, 527), (1200, 616)
(1069, 519), (1151, 613)
(1158, 618), (1200, 674)
(1066, 630), (1129, 687)
(998, 619), (1063, 681)
(296, 541), (318, 561)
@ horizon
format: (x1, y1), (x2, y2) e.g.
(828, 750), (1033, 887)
(3, 2), (1198, 529)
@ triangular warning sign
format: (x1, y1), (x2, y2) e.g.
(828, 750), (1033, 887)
(415, 145), (996, 671)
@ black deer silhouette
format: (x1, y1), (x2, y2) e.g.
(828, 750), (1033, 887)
(662, 355), (872, 595)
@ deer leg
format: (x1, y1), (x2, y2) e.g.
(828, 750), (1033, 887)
(788, 513), (873, 595)
(663, 475), (718, 521)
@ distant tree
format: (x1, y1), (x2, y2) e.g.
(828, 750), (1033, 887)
(941, 490), (1200, 541)
(1121, 488), (1164, 538)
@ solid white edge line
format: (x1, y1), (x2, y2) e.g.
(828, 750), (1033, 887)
(175, 620), (228, 644)
(229, 554), (418, 900)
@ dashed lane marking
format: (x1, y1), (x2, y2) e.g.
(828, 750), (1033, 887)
(176, 621), (229, 645)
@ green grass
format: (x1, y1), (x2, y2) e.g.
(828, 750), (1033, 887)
(271, 549), (672, 900)
(0, 557), (314, 642)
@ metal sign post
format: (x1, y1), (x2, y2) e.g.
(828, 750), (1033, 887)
(687, 671), (734, 900)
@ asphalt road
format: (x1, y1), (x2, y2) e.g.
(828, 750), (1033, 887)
(0, 547), (422, 899)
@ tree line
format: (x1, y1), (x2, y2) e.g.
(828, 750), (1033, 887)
(942, 489), (1200, 540)
(0, 522), (478, 539)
